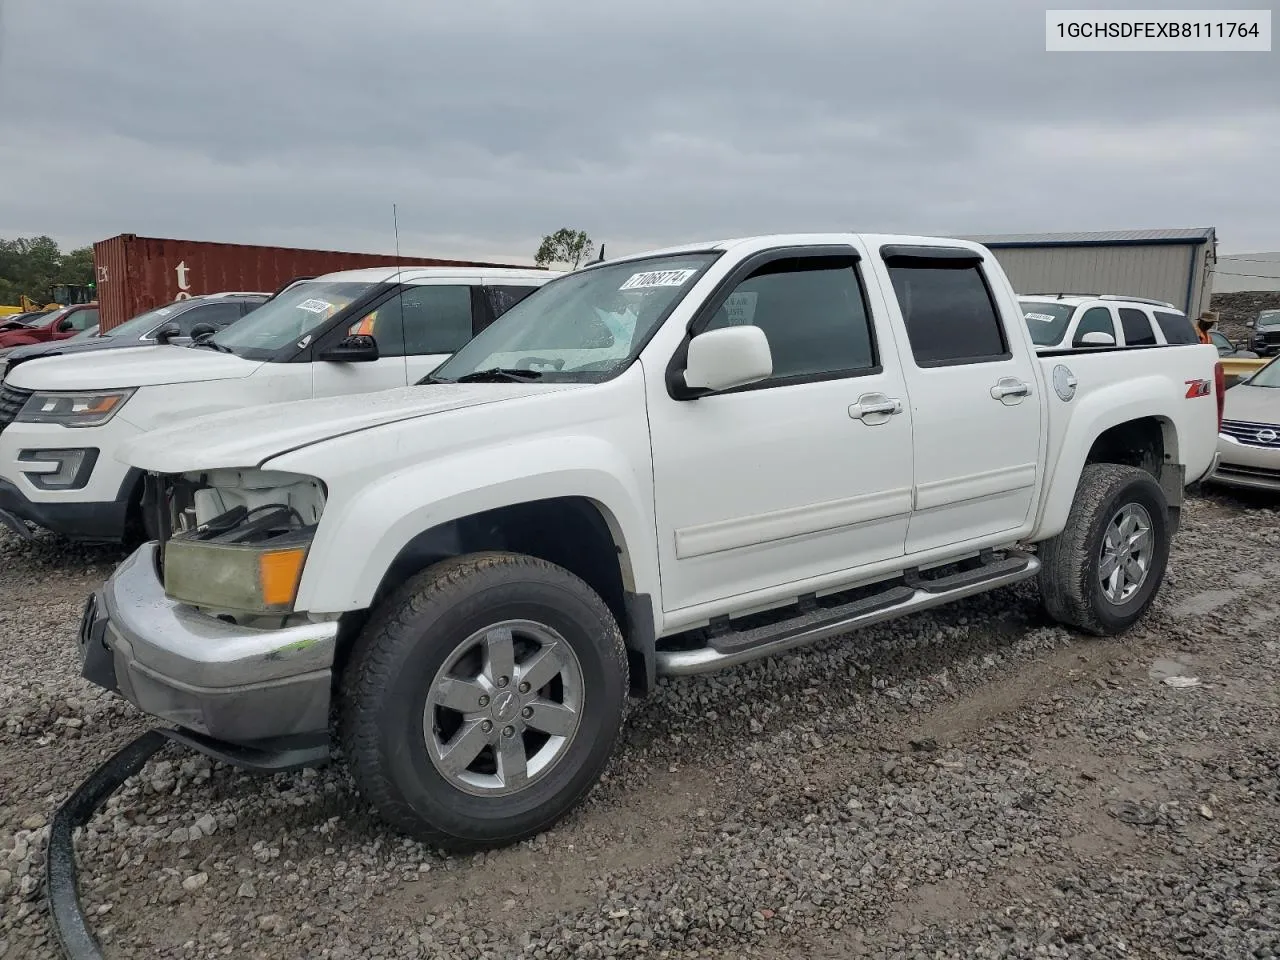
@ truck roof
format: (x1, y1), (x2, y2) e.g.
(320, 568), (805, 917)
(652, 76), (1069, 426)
(583, 233), (995, 267)
(311, 266), (556, 284)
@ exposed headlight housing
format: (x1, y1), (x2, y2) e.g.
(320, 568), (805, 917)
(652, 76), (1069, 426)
(160, 469), (326, 615)
(17, 388), (135, 427)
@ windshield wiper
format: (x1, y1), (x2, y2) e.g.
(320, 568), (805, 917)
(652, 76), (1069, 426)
(190, 338), (234, 354)
(452, 368), (544, 383)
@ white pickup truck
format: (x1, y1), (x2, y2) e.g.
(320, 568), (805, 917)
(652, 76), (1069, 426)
(79, 233), (1222, 851)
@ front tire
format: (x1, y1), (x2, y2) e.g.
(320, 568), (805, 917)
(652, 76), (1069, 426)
(340, 552), (628, 851)
(1038, 463), (1171, 636)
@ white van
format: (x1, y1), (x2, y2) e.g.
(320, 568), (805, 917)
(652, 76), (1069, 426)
(0, 266), (556, 543)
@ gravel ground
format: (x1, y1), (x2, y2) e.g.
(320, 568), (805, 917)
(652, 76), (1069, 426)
(2, 489), (1278, 960)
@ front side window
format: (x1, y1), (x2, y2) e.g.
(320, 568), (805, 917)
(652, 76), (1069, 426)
(177, 301), (243, 334)
(346, 285), (473, 357)
(1073, 307), (1116, 346)
(1118, 308), (1156, 346)
(69, 308), (98, 330)
(888, 262), (1008, 365)
(431, 254), (718, 382)
(701, 256), (875, 382)
(211, 280), (376, 359)
(1020, 301), (1076, 346)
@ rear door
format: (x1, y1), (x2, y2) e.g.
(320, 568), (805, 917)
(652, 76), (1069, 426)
(873, 245), (1043, 555)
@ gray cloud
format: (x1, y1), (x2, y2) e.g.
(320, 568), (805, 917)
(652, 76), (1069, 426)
(0, 0), (1276, 262)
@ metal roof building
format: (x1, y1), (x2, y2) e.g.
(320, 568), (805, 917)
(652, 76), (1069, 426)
(963, 228), (1217, 317)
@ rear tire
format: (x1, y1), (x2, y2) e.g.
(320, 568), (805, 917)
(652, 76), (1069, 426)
(340, 551), (628, 851)
(1038, 463), (1171, 636)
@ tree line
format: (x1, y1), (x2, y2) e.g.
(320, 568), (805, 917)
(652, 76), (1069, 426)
(0, 236), (95, 306)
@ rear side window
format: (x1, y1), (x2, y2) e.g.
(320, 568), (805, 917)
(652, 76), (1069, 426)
(1073, 307), (1116, 346)
(177, 302), (243, 334)
(485, 285), (541, 321)
(886, 263), (1008, 365)
(1153, 310), (1197, 345)
(1118, 308), (1157, 346)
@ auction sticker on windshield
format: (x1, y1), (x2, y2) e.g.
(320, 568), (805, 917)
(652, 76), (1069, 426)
(620, 269), (698, 290)
(1025, 312), (1057, 323)
(297, 299), (334, 314)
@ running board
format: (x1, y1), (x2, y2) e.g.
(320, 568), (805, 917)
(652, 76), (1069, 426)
(655, 550), (1038, 676)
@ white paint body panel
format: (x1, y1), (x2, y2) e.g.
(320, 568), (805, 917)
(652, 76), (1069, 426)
(114, 233), (1222, 638)
(1, 270), (554, 515)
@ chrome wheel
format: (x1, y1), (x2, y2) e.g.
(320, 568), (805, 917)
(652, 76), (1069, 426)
(1098, 503), (1153, 604)
(423, 619), (584, 797)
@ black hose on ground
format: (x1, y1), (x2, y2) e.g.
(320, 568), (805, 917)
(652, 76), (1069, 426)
(46, 730), (169, 960)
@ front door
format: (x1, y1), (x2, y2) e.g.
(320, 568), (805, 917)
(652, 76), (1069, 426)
(873, 247), (1043, 555)
(647, 246), (915, 613)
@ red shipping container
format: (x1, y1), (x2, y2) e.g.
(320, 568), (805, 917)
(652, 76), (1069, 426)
(92, 234), (539, 332)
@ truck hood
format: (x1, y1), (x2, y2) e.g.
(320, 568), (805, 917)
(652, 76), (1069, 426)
(6, 344), (262, 390)
(118, 383), (583, 473)
(1223, 382), (1280, 425)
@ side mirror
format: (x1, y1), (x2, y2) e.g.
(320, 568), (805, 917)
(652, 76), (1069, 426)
(1246, 320), (1256, 328)
(154, 322), (182, 344)
(57, 318), (75, 332)
(1079, 331), (1116, 346)
(320, 334), (379, 363)
(189, 323), (216, 341)
(681, 326), (772, 394)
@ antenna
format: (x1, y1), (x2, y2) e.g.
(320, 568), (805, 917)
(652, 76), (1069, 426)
(393, 202), (406, 349)
(597, 243), (606, 263)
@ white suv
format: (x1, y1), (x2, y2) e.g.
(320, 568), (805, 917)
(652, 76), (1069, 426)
(1019, 294), (1199, 350)
(0, 266), (556, 544)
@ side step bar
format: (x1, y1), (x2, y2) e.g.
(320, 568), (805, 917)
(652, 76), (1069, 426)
(655, 550), (1039, 676)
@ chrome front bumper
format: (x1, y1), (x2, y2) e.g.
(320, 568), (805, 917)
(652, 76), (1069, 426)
(79, 543), (339, 745)
(1208, 438), (1280, 493)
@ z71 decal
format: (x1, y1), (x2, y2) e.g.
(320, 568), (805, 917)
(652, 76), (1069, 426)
(1184, 378), (1212, 398)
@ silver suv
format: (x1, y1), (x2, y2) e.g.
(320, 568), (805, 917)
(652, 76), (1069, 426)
(1019, 294), (1198, 350)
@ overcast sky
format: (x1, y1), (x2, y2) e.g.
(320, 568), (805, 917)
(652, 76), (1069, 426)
(1, 0), (1276, 263)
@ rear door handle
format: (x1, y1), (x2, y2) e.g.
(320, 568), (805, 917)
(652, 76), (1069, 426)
(849, 393), (903, 424)
(990, 378), (1031, 404)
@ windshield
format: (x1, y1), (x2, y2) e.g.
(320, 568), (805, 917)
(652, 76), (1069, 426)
(69, 324), (100, 340)
(1020, 301), (1076, 346)
(1248, 355), (1280, 388)
(36, 307), (70, 327)
(431, 253), (719, 383)
(1257, 310), (1280, 328)
(107, 302), (192, 339)
(210, 280), (375, 359)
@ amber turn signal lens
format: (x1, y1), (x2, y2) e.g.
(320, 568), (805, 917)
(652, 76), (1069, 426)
(259, 547), (308, 607)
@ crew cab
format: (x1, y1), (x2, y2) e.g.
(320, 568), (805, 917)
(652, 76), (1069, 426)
(0, 267), (554, 543)
(1020, 294), (1198, 350)
(0, 302), (99, 352)
(82, 234), (1221, 852)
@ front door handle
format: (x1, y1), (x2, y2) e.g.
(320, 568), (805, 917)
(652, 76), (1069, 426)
(849, 393), (903, 424)
(990, 378), (1031, 404)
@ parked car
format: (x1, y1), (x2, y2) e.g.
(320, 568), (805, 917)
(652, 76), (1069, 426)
(84, 233), (1221, 851)
(0, 311), (53, 329)
(0, 267), (556, 544)
(1210, 355), (1280, 491)
(1209, 330), (1257, 359)
(1246, 309), (1280, 357)
(0, 292), (270, 382)
(1019, 294), (1198, 349)
(0, 303), (99, 353)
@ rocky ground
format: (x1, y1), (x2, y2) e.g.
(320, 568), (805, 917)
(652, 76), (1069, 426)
(1209, 291), (1280, 342)
(2, 489), (1278, 960)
